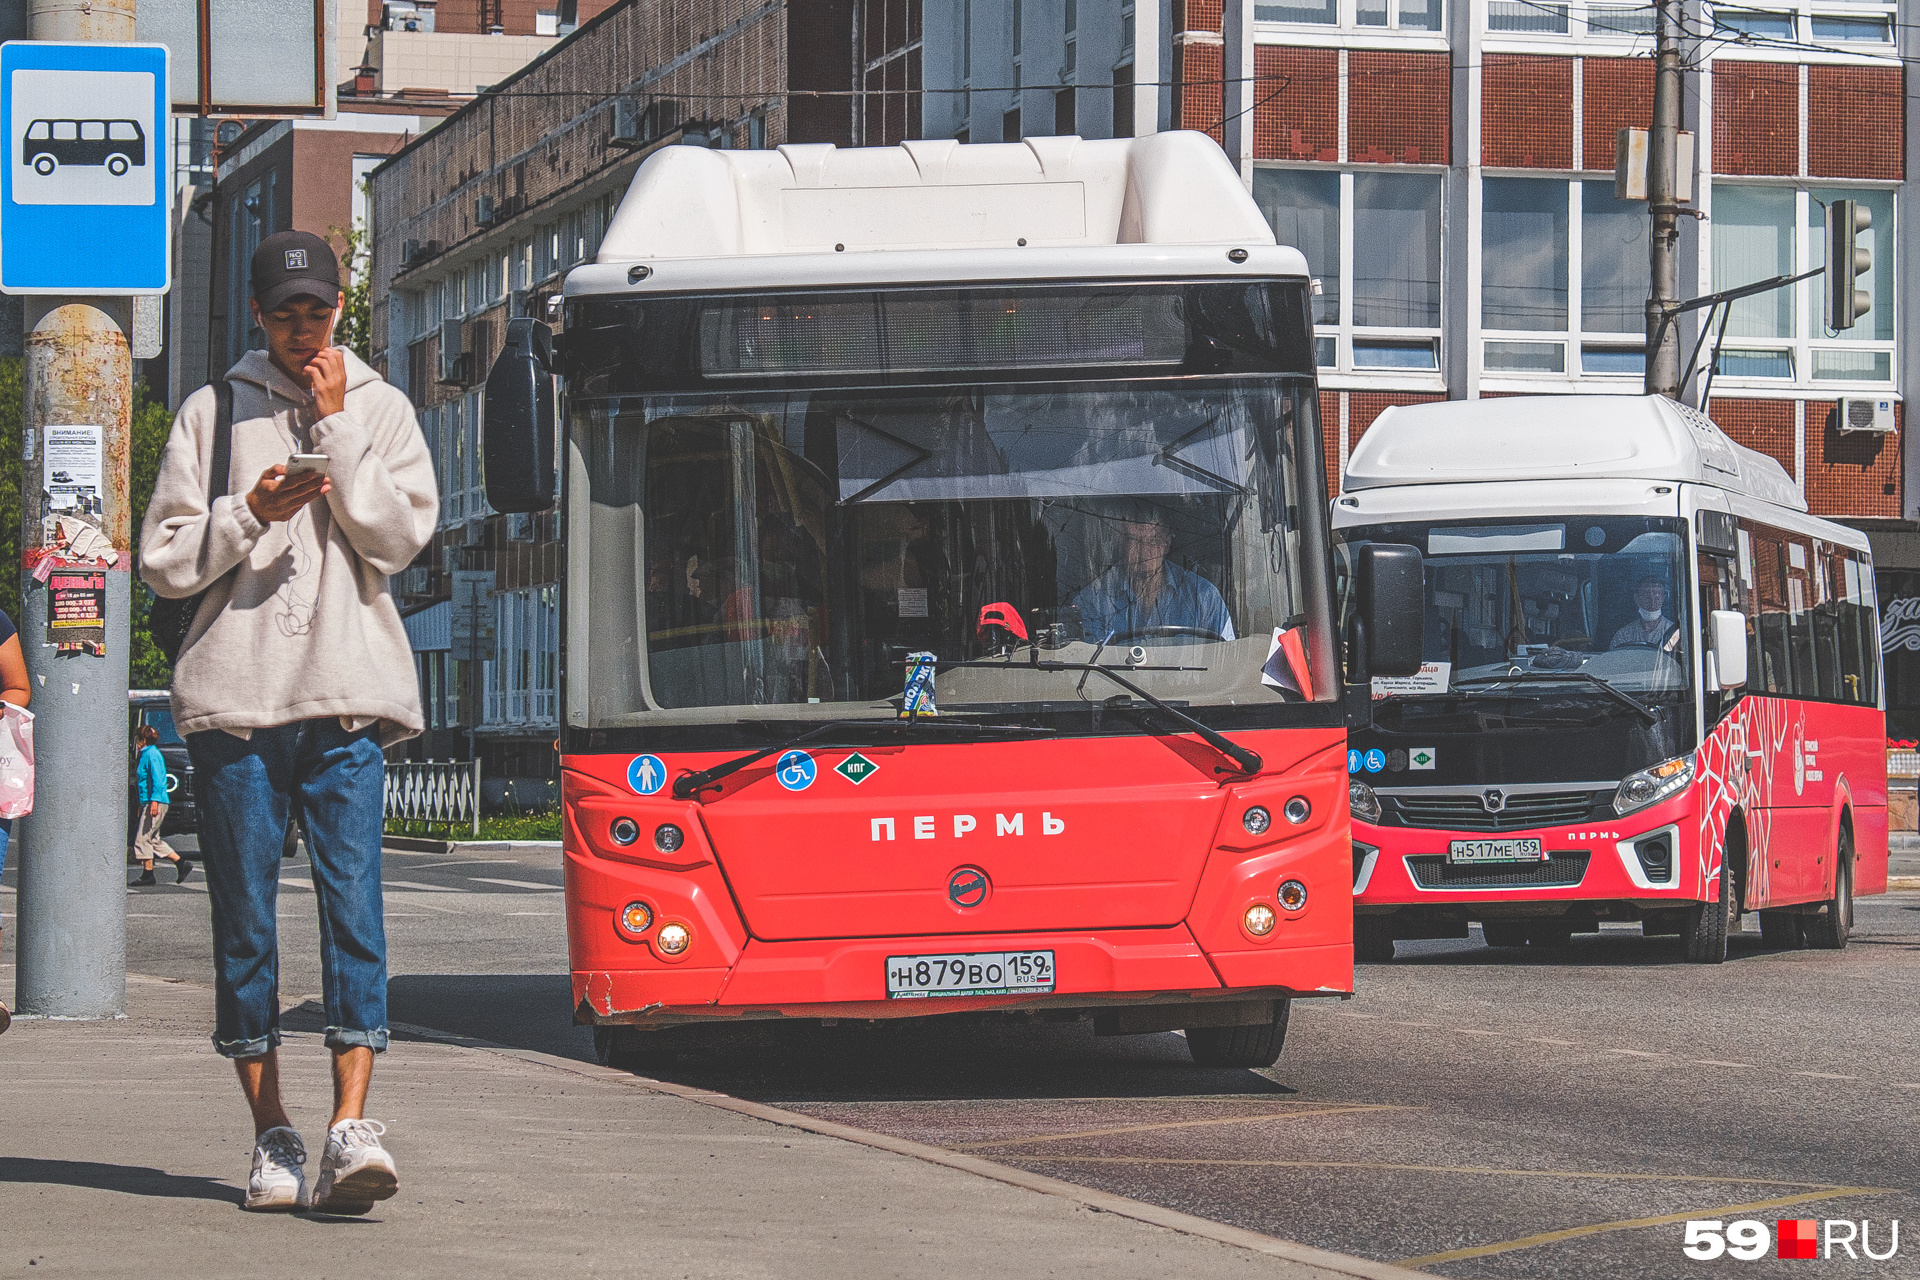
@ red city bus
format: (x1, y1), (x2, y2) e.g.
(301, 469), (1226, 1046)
(480, 134), (1419, 1067)
(1336, 396), (1887, 963)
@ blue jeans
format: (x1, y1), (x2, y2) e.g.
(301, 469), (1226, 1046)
(188, 721), (389, 1058)
(0, 816), (11, 882)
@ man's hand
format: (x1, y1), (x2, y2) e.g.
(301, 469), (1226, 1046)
(305, 346), (348, 418)
(245, 464), (331, 525)
(148, 801), (161, 818)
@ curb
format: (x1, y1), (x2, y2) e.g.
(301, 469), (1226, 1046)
(383, 837), (563, 855)
(1888, 876), (1920, 891)
(385, 1016), (1430, 1280)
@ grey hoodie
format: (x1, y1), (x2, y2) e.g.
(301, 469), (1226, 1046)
(140, 348), (438, 746)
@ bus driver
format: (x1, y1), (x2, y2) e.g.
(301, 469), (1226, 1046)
(1610, 575), (1682, 653)
(1075, 502), (1235, 642)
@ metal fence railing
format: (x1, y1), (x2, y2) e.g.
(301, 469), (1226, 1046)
(385, 760), (482, 837)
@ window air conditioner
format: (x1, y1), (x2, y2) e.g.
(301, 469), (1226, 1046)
(1837, 397), (1897, 434)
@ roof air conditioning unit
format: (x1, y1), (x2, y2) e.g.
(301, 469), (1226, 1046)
(438, 318), (465, 384)
(475, 194), (495, 225)
(401, 238), (441, 268)
(1838, 397), (1897, 434)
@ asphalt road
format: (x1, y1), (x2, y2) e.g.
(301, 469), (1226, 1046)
(4, 841), (1915, 1278)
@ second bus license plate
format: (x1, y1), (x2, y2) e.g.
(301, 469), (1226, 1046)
(885, 950), (1055, 999)
(1448, 838), (1545, 864)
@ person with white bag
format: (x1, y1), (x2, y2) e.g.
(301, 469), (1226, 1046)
(0, 603), (35, 1034)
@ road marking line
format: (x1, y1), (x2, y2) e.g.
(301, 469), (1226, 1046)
(279, 879), (313, 890)
(381, 880), (463, 893)
(1395, 1186), (1891, 1268)
(399, 859), (517, 869)
(1693, 1059), (1755, 1067)
(504, 911), (559, 916)
(1794, 1071), (1857, 1080)
(1528, 1037), (1579, 1045)
(1021, 1156), (1868, 1190)
(1453, 1029), (1499, 1036)
(948, 1105), (1408, 1150)
(1609, 1048), (1663, 1057)
(468, 877), (562, 891)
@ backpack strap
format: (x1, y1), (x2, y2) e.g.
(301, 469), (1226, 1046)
(208, 379), (233, 507)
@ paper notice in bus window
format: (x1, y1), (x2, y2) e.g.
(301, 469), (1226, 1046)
(1261, 627), (1313, 700)
(896, 587), (929, 618)
(1372, 661), (1450, 699)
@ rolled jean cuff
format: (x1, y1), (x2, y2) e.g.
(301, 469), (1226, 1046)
(325, 1026), (389, 1053)
(213, 1029), (282, 1059)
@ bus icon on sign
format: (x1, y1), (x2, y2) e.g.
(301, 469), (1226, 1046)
(22, 118), (145, 176)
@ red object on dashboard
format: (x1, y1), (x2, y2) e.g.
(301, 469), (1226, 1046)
(977, 602), (1030, 641)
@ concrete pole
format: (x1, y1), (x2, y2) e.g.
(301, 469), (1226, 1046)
(1220, 0), (1254, 188)
(1644, 0), (1684, 398)
(14, 0), (137, 1020)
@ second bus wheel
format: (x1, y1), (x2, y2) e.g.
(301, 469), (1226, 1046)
(1801, 829), (1855, 951)
(1683, 858), (1738, 964)
(593, 1025), (678, 1071)
(1186, 1000), (1290, 1069)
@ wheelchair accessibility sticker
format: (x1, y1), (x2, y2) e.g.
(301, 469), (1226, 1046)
(776, 750), (817, 791)
(627, 754), (667, 796)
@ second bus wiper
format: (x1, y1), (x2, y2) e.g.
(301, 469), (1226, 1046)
(673, 717), (1053, 799)
(1452, 670), (1658, 726)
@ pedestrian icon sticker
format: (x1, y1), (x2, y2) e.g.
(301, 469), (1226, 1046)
(776, 750), (817, 791)
(1348, 749), (1362, 775)
(835, 753), (880, 785)
(627, 754), (667, 796)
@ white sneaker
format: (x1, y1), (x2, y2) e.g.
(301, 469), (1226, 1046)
(245, 1126), (307, 1211)
(310, 1118), (399, 1215)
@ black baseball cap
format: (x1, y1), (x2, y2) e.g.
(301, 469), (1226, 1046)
(251, 230), (342, 310)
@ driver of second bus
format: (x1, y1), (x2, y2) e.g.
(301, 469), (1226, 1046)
(1075, 501), (1235, 642)
(1610, 576), (1682, 653)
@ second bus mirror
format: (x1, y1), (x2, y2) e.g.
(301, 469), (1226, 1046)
(482, 317), (557, 513)
(1357, 542), (1424, 678)
(1709, 609), (1747, 690)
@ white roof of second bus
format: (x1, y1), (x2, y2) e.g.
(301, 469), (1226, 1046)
(1341, 395), (1806, 513)
(568, 132), (1305, 296)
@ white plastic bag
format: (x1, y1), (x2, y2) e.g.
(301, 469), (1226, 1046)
(0, 703), (35, 818)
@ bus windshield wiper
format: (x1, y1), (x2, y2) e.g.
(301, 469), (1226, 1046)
(1452, 671), (1658, 727)
(673, 717), (1054, 799)
(949, 660), (1261, 776)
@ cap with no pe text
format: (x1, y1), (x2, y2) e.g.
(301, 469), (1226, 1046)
(251, 230), (342, 311)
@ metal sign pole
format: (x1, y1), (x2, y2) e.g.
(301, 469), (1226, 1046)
(13, 0), (139, 1020)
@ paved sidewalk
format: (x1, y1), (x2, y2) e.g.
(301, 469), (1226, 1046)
(0, 975), (1416, 1280)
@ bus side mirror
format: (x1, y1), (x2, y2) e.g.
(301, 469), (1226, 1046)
(1709, 609), (1747, 690)
(482, 317), (556, 513)
(1356, 543), (1424, 678)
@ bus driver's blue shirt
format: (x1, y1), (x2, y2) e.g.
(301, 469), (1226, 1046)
(1075, 564), (1236, 641)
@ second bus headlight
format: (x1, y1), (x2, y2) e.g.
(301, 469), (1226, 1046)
(1613, 756), (1694, 816)
(1350, 780), (1381, 824)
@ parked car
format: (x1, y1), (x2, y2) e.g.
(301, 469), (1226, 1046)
(128, 689), (195, 836)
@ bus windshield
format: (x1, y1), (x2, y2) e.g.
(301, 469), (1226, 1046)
(1339, 516), (1693, 701)
(572, 375), (1335, 728)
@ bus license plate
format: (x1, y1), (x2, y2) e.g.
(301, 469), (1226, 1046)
(1448, 838), (1545, 864)
(885, 950), (1055, 999)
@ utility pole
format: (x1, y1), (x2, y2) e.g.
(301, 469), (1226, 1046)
(1644, 0), (1685, 398)
(14, 0), (138, 1019)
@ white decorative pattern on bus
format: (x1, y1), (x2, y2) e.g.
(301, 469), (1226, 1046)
(1694, 698), (1790, 909)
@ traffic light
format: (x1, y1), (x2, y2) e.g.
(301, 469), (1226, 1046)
(1824, 198), (1873, 331)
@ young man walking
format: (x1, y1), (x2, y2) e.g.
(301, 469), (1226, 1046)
(140, 230), (437, 1213)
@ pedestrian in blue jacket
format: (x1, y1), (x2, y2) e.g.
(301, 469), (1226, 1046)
(132, 724), (189, 885)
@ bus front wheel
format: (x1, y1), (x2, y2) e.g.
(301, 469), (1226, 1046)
(1186, 1000), (1290, 1069)
(1801, 828), (1854, 951)
(1684, 858), (1737, 963)
(593, 1025), (678, 1071)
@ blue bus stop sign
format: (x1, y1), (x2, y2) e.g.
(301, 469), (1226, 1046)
(0, 42), (171, 294)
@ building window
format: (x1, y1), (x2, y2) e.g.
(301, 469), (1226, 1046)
(486, 585), (559, 727)
(1112, 62), (1134, 136)
(534, 9), (559, 35)
(1256, 166), (1444, 373)
(1054, 87), (1075, 135)
(1710, 182), (1895, 386)
(1482, 177), (1651, 377)
(1004, 105), (1021, 141)
(1258, 0), (1441, 29)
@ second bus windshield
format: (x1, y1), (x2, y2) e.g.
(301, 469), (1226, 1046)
(1342, 517), (1692, 698)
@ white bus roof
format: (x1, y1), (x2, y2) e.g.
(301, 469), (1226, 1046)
(570, 132), (1303, 296)
(1342, 395), (1807, 513)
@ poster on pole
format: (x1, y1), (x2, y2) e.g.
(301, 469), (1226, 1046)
(43, 424), (102, 513)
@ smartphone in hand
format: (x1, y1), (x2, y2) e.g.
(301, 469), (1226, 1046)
(286, 453), (331, 479)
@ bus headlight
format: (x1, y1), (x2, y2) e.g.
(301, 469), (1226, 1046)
(1350, 780), (1380, 824)
(610, 817), (639, 846)
(1243, 806), (1271, 835)
(1613, 756), (1693, 816)
(654, 823), (684, 852)
(655, 923), (692, 956)
(1243, 904), (1277, 936)
(616, 901), (654, 939)
(1278, 880), (1308, 912)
